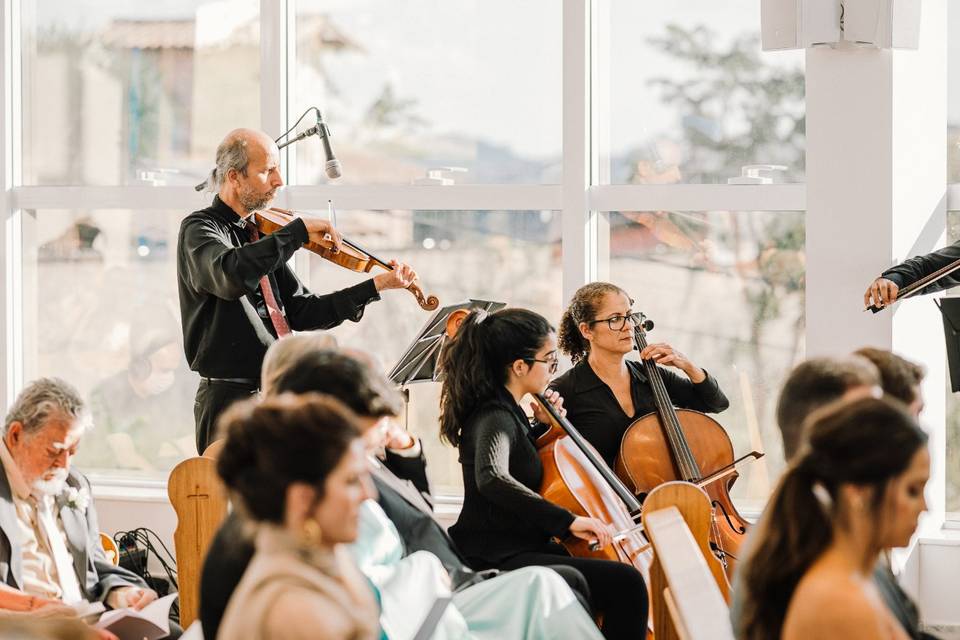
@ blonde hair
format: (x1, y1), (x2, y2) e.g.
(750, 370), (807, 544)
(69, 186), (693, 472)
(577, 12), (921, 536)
(261, 332), (338, 397)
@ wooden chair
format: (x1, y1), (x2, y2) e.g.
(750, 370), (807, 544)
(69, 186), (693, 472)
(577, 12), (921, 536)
(642, 482), (734, 640)
(99, 533), (119, 566)
(168, 442), (229, 629)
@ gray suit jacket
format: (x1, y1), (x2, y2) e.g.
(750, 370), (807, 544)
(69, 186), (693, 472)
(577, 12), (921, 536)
(0, 462), (147, 602)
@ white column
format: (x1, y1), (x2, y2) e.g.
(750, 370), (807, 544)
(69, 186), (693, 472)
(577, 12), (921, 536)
(561, 0), (591, 305)
(0, 0), (23, 405)
(805, 0), (947, 516)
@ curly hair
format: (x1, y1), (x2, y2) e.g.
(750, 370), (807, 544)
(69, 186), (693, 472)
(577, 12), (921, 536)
(216, 394), (361, 524)
(438, 308), (553, 447)
(558, 282), (631, 364)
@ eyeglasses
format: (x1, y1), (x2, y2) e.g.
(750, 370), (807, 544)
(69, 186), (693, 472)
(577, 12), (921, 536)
(525, 356), (559, 374)
(588, 311), (643, 332)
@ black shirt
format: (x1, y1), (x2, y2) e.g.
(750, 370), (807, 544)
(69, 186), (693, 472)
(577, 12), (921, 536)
(881, 241), (960, 295)
(176, 196), (379, 378)
(450, 389), (576, 567)
(549, 359), (730, 469)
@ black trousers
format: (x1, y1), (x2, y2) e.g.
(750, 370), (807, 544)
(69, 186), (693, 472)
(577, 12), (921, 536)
(194, 379), (259, 454)
(497, 543), (648, 640)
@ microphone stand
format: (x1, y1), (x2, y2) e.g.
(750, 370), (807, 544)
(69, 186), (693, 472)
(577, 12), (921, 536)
(276, 121), (330, 150)
(194, 108), (333, 190)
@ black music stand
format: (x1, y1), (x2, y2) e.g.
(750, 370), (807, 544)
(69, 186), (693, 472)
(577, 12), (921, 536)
(937, 297), (960, 392)
(389, 299), (505, 386)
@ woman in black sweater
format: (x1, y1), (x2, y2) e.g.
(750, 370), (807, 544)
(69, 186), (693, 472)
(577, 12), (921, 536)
(551, 282), (730, 469)
(440, 307), (648, 640)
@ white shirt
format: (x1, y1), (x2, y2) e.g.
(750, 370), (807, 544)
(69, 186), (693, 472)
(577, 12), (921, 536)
(0, 440), (82, 602)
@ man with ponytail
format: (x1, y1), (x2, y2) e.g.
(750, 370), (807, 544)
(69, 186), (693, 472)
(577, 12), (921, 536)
(178, 128), (418, 454)
(739, 397), (929, 640)
(552, 281), (728, 468)
(440, 307), (649, 640)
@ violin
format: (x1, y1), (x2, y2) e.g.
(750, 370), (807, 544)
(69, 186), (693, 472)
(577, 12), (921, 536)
(533, 393), (655, 637)
(615, 313), (762, 582)
(253, 207), (440, 311)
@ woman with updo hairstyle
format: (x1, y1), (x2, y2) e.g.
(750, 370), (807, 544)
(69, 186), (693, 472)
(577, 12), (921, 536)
(740, 396), (929, 640)
(551, 281), (729, 468)
(215, 394), (381, 640)
(440, 307), (649, 640)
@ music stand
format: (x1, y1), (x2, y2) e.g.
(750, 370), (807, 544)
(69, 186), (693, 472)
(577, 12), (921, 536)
(937, 297), (960, 392)
(389, 299), (505, 386)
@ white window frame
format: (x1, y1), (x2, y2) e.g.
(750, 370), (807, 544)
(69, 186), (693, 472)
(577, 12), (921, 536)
(0, 0), (840, 498)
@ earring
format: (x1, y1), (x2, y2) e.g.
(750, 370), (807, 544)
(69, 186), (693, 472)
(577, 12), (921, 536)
(302, 518), (323, 545)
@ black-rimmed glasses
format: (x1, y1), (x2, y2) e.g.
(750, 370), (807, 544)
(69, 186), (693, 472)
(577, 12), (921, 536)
(588, 311), (643, 332)
(525, 356), (559, 374)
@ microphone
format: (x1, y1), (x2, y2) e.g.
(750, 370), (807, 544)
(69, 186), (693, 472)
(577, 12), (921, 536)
(276, 110), (341, 179)
(318, 118), (342, 179)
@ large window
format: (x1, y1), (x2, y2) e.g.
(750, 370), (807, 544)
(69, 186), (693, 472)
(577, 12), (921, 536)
(602, 0), (805, 185)
(5, 1), (807, 504)
(22, 0), (260, 186)
(607, 210), (804, 505)
(945, 211), (960, 514)
(292, 0), (561, 185)
(22, 208), (197, 475)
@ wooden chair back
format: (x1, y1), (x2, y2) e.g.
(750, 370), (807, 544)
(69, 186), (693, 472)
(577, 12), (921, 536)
(168, 448), (229, 629)
(642, 501), (734, 640)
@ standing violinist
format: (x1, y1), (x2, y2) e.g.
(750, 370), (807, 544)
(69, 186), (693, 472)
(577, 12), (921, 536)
(551, 282), (729, 469)
(177, 128), (417, 453)
(863, 243), (960, 310)
(439, 307), (649, 640)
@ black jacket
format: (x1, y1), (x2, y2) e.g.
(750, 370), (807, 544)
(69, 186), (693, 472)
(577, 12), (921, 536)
(449, 390), (576, 568)
(882, 242), (960, 296)
(550, 359), (729, 468)
(177, 196), (379, 378)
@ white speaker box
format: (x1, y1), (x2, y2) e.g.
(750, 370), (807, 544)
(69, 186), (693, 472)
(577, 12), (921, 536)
(762, 0), (842, 50)
(843, 0), (921, 49)
(761, 0), (921, 50)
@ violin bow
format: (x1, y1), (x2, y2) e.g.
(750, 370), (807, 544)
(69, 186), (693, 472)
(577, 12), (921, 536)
(867, 255), (960, 313)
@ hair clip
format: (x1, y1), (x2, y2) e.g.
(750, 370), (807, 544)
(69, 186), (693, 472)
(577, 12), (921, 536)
(811, 481), (833, 511)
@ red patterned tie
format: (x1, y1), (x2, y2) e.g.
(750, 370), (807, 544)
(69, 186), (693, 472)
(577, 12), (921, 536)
(247, 222), (292, 338)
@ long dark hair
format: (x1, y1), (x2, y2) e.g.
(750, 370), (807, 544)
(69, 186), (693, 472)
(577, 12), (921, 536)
(216, 394), (361, 524)
(558, 282), (630, 364)
(439, 308), (554, 447)
(741, 396), (927, 640)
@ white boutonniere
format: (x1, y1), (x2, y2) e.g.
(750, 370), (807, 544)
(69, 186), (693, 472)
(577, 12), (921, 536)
(60, 486), (91, 511)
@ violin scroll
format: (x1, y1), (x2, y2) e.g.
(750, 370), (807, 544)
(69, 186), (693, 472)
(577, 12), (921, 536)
(407, 284), (440, 311)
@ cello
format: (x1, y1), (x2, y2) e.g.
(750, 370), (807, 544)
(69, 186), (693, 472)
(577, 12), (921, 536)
(615, 313), (761, 580)
(533, 392), (655, 636)
(253, 207), (440, 311)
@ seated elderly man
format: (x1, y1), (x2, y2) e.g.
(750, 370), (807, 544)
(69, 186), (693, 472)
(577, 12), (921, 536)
(0, 378), (178, 638)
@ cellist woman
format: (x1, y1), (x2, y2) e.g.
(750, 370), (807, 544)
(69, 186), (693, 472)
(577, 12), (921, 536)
(551, 282), (730, 469)
(439, 307), (649, 640)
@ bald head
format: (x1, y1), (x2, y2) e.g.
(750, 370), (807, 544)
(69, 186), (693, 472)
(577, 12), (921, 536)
(213, 128), (283, 215)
